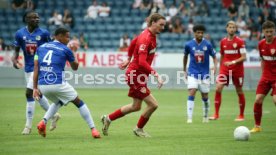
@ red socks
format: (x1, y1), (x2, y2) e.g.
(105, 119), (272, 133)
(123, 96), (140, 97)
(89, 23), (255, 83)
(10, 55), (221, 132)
(108, 109), (125, 121)
(238, 93), (246, 116)
(254, 103), (262, 126)
(137, 116), (149, 129)
(214, 91), (222, 115)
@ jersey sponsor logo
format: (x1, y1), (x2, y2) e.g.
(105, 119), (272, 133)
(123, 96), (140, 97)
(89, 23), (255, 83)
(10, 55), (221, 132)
(271, 49), (275, 55)
(262, 56), (276, 61)
(23, 36), (26, 40)
(203, 46), (207, 51)
(195, 50), (204, 63)
(224, 50), (238, 54)
(139, 44), (146, 51)
(26, 43), (37, 55)
(233, 43), (237, 48)
(192, 47), (196, 50)
(36, 35), (41, 41)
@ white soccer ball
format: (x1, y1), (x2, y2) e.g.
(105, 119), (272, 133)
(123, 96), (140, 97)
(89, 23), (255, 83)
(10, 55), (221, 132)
(234, 126), (250, 141)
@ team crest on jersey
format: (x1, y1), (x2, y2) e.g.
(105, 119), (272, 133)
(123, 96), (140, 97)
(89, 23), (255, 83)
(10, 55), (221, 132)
(271, 49), (276, 55)
(203, 46), (207, 51)
(192, 47), (196, 50)
(23, 36), (26, 40)
(233, 43), (237, 48)
(36, 36), (41, 41)
(139, 44), (146, 51)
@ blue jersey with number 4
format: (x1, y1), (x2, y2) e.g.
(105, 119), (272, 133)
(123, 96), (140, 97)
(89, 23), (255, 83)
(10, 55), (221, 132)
(184, 38), (216, 79)
(35, 41), (75, 85)
(14, 27), (51, 72)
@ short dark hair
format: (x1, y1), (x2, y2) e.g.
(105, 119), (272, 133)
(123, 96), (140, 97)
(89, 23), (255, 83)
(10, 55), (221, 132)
(23, 10), (37, 23)
(193, 24), (206, 32)
(54, 27), (69, 36)
(262, 20), (275, 30)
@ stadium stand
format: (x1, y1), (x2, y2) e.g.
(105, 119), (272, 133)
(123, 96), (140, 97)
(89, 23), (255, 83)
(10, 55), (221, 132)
(0, 0), (275, 52)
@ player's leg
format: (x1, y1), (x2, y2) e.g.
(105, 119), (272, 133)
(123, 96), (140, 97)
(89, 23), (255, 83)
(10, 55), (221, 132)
(210, 74), (227, 120)
(199, 78), (210, 123)
(133, 94), (158, 137)
(27, 72), (50, 111)
(232, 76), (246, 121)
(201, 92), (209, 123)
(234, 86), (245, 121)
(22, 88), (35, 135)
(250, 94), (265, 133)
(186, 76), (198, 123)
(27, 72), (60, 131)
(250, 79), (270, 133)
(72, 96), (100, 138)
(102, 98), (143, 136)
(37, 101), (62, 137)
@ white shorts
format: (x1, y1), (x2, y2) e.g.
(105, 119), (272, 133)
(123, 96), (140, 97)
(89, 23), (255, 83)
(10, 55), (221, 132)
(187, 76), (210, 93)
(25, 72), (34, 89)
(38, 82), (78, 105)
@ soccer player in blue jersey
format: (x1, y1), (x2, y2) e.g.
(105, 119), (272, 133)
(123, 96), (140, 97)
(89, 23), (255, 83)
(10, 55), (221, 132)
(11, 11), (60, 135)
(183, 24), (218, 123)
(33, 27), (100, 138)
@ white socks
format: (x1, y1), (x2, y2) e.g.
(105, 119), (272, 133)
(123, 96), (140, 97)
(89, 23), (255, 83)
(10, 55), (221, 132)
(187, 100), (194, 120)
(38, 95), (50, 111)
(202, 99), (210, 118)
(43, 103), (61, 124)
(78, 104), (95, 129)
(25, 100), (35, 128)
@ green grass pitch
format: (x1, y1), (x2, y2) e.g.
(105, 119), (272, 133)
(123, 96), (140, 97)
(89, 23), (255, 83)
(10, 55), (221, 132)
(0, 88), (276, 155)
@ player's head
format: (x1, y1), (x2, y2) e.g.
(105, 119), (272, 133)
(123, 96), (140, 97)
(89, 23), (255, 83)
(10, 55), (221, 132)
(193, 24), (206, 42)
(226, 21), (237, 36)
(23, 11), (39, 28)
(262, 20), (275, 41)
(54, 27), (70, 45)
(148, 13), (166, 34)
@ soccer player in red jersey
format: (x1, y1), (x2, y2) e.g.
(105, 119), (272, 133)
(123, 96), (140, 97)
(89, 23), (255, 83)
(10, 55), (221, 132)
(101, 13), (165, 137)
(209, 21), (247, 121)
(251, 21), (276, 133)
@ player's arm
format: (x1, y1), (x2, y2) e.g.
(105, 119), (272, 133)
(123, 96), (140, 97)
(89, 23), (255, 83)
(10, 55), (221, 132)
(70, 51), (79, 71)
(33, 54), (41, 100)
(11, 47), (22, 69)
(212, 56), (218, 75)
(138, 42), (163, 89)
(119, 37), (137, 70)
(66, 47), (79, 71)
(183, 44), (189, 78)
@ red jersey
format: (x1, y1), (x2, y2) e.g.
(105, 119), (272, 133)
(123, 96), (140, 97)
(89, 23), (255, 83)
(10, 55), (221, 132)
(219, 36), (246, 76)
(126, 29), (157, 76)
(258, 37), (276, 80)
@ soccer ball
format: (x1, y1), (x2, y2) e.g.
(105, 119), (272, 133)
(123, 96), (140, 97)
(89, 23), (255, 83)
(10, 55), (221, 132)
(234, 126), (250, 141)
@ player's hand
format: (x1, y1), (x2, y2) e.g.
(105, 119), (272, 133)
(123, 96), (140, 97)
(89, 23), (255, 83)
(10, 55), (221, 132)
(33, 88), (41, 100)
(224, 61), (233, 67)
(12, 61), (22, 69)
(119, 59), (130, 70)
(183, 71), (188, 79)
(210, 67), (216, 75)
(157, 76), (164, 89)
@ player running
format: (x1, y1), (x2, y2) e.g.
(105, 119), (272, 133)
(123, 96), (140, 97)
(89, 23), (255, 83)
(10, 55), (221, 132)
(101, 13), (165, 137)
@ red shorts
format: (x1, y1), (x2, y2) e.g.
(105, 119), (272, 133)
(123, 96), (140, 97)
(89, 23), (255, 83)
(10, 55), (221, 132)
(256, 78), (276, 95)
(216, 73), (244, 87)
(126, 73), (150, 100)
